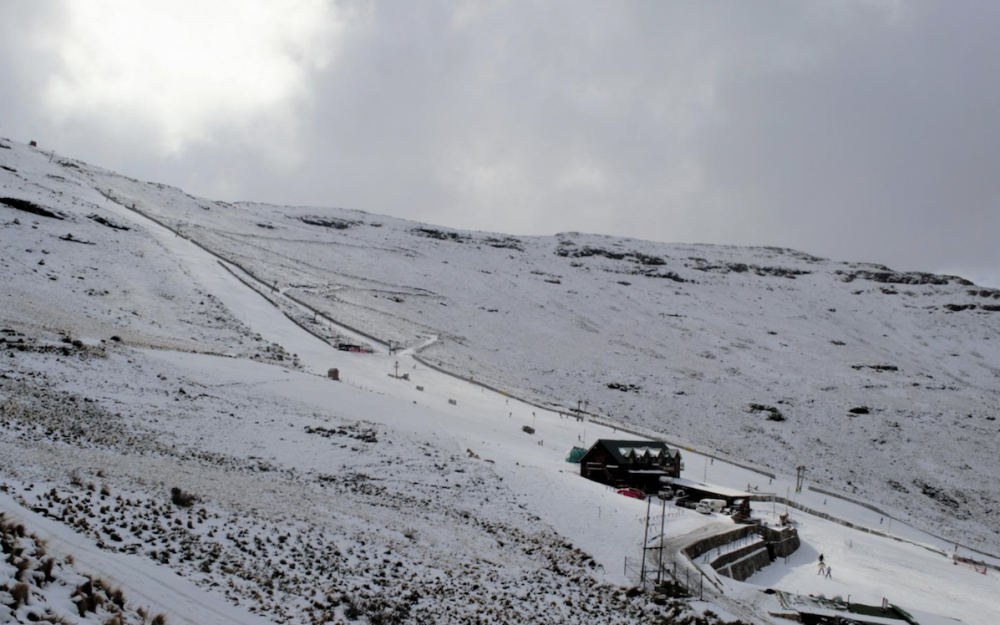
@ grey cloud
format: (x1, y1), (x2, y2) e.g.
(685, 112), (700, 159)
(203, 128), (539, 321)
(1, 0), (996, 285)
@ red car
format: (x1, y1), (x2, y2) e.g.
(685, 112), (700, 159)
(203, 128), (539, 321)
(616, 488), (645, 500)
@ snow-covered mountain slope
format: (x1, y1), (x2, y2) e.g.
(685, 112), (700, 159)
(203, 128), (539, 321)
(25, 140), (995, 554)
(0, 145), (297, 367)
(3, 138), (758, 624)
(2, 137), (999, 624)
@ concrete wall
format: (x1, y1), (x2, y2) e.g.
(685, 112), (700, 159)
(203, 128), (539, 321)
(710, 538), (765, 571)
(760, 525), (800, 558)
(683, 526), (757, 560)
(683, 524), (800, 583)
(716, 547), (771, 582)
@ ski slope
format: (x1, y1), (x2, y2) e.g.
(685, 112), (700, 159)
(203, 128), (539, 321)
(2, 137), (999, 623)
(75, 147), (1000, 556)
(93, 159), (1000, 624)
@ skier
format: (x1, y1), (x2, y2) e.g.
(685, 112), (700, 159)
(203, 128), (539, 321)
(819, 553), (825, 564)
(817, 562), (825, 575)
(825, 566), (832, 579)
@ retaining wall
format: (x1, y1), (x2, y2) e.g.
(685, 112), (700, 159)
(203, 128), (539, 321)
(684, 526), (758, 560)
(684, 524), (800, 583)
(760, 525), (800, 558)
(716, 546), (771, 582)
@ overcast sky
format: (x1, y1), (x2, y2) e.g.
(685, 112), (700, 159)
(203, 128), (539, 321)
(1, 1), (997, 285)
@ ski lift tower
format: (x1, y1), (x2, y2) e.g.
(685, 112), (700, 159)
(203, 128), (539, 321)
(795, 466), (807, 493)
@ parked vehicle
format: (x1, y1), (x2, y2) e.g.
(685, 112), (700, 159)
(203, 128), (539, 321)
(657, 488), (674, 499)
(521, 425), (535, 435)
(616, 488), (645, 500)
(695, 502), (713, 515)
(701, 499), (726, 512)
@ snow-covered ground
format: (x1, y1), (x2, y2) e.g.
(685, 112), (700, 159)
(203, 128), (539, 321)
(46, 141), (999, 556)
(0, 491), (272, 625)
(742, 506), (998, 624)
(2, 136), (999, 624)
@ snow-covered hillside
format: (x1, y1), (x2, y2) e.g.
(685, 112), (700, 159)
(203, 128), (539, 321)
(1, 137), (753, 623)
(2, 136), (999, 624)
(34, 140), (998, 554)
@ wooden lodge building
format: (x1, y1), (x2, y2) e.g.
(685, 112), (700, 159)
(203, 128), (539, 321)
(579, 440), (682, 492)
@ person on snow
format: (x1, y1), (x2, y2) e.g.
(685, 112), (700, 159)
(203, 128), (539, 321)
(819, 553), (825, 564)
(817, 562), (825, 575)
(825, 566), (832, 579)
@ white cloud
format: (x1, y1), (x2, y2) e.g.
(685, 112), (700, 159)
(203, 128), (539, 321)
(38, 0), (345, 161)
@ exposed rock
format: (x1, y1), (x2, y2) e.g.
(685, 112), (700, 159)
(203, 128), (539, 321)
(607, 382), (641, 393)
(852, 364), (899, 372)
(411, 227), (470, 242)
(482, 236), (524, 251)
(0, 197), (65, 220)
(59, 233), (95, 245)
(299, 216), (360, 230)
(556, 244), (666, 266)
(836, 269), (972, 286)
(748, 403), (785, 422)
(87, 213), (131, 231)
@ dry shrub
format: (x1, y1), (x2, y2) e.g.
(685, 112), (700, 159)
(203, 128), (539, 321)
(170, 487), (197, 508)
(108, 585), (127, 610)
(39, 556), (57, 583)
(11, 581), (30, 608)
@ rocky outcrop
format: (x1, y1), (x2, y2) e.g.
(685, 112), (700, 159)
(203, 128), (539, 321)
(836, 269), (972, 286)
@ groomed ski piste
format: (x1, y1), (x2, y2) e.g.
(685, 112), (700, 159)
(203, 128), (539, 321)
(1, 138), (998, 623)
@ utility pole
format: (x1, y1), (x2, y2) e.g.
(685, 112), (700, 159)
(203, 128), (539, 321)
(656, 497), (667, 584)
(703, 457), (708, 483)
(640, 497), (652, 586)
(394, 360), (399, 378)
